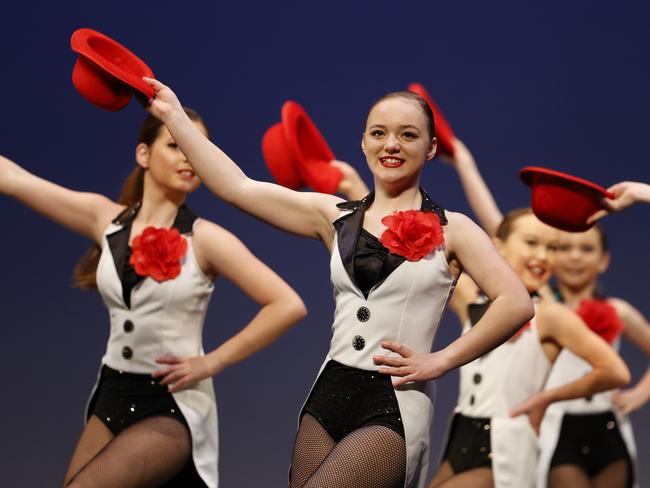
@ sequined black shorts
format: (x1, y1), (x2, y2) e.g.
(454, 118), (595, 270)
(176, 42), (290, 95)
(88, 366), (206, 486)
(550, 411), (632, 485)
(302, 360), (405, 441)
(89, 365), (188, 434)
(441, 413), (492, 474)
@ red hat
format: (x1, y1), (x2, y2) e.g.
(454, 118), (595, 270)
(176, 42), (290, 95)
(407, 83), (456, 157)
(519, 166), (614, 232)
(262, 101), (342, 194)
(71, 28), (154, 111)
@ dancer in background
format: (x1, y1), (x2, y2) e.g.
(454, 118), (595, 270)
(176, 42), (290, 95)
(440, 140), (647, 488)
(0, 109), (306, 488)
(144, 76), (536, 488)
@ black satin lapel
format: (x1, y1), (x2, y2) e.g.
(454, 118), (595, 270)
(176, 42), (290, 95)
(374, 251), (406, 290)
(334, 209), (365, 291)
(106, 226), (130, 285)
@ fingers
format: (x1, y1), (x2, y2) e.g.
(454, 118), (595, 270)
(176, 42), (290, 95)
(373, 354), (406, 367)
(155, 355), (182, 365)
(392, 373), (419, 387)
(142, 76), (165, 90)
(586, 208), (608, 224)
(158, 368), (186, 386)
(381, 341), (414, 358)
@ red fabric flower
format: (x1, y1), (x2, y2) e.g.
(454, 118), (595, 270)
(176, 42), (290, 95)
(129, 227), (188, 282)
(510, 321), (532, 341)
(379, 210), (445, 261)
(576, 299), (624, 344)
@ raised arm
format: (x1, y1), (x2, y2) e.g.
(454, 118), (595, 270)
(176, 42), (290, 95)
(610, 298), (650, 414)
(145, 78), (342, 242)
(374, 212), (534, 386)
(511, 302), (631, 431)
(442, 139), (503, 236)
(588, 181), (650, 223)
(0, 154), (122, 243)
(153, 219), (307, 393)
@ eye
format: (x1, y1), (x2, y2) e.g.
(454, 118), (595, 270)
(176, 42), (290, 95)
(581, 244), (595, 253)
(548, 243), (559, 253)
(525, 239), (537, 247)
(402, 131), (417, 140)
(558, 243), (570, 252)
(370, 129), (384, 137)
(167, 142), (179, 149)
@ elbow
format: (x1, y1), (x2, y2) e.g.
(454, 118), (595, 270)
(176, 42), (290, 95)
(285, 294), (308, 324)
(613, 363), (632, 389)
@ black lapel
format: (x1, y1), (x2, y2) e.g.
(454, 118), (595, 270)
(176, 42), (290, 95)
(333, 193), (372, 292)
(468, 302), (490, 326)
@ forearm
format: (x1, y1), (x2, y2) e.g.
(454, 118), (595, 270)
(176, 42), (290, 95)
(454, 157), (503, 237)
(545, 366), (629, 405)
(442, 293), (534, 370)
(204, 297), (307, 374)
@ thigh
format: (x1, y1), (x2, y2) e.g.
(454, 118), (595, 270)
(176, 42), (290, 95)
(594, 459), (629, 488)
(66, 416), (192, 488)
(549, 464), (592, 488)
(64, 415), (114, 485)
(305, 425), (406, 488)
(438, 468), (493, 488)
(290, 414), (336, 488)
(428, 461), (455, 488)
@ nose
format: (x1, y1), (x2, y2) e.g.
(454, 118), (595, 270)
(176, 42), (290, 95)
(384, 134), (400, 153)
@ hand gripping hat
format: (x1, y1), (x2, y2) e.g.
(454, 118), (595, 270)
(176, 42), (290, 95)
(407, 83), (456, 157)
(262, 101), (342, 194)
(71, 28), (154, 111)
(519, 166), (614, 232)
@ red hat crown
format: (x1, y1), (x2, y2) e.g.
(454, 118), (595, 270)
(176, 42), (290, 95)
(407, 83), (456, 157)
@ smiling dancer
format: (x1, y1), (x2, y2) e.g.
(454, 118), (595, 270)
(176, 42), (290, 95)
(0, 109), (306, 487)
(143, 77), (538, 488)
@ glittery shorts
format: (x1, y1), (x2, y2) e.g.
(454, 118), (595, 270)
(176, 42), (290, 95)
(89, 365), (188, 435)
(441, 413), (492, 474)
(302, 359), (405, 441)
(550, 411), (632, 484)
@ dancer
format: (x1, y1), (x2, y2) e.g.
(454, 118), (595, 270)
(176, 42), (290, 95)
(0, 109), (306, 488)
(144, 77), (538, 488)
(536, 225), (650, 488)
(424, 141), (630, 488)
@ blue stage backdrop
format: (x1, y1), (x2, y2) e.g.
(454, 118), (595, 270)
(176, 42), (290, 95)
(3, 1), (649, 485)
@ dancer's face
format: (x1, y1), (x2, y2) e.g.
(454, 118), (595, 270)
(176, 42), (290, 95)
(136, 122), (208, 195)
(496, 214), (559, 293)
(362, 97), (436, 189)
(554, 228), (609, 291)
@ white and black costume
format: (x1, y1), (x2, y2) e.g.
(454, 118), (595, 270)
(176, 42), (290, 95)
(298, 190), (456, 488)
(86, 204), (218, 487)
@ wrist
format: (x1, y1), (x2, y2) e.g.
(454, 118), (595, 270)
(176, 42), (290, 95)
(206, 351), (227, 376)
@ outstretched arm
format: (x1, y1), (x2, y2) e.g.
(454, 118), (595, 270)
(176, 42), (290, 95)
(0, 154), (122, 243)
(610, 298), (650, 414)
(145, 78), (342, 242)
(374, 212), (534, 386)
(442, 139), (503, 236)
(511, 302), (630, 432)
(330, 160), (370, 201)
(153, 220), (307, 392)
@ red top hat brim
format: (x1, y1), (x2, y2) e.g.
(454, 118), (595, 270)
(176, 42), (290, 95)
(71, 28), (154, 111)
(262, 101), (342, 194)
(408, 83), (456, 157)
(519, 166), (614, 232)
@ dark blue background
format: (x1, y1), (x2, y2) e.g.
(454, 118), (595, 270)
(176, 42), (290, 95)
(3, 1), (649, 485)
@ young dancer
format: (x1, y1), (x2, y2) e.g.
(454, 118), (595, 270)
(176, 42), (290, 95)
(0, 109), (306, 487)
(143, 77), (537, 488)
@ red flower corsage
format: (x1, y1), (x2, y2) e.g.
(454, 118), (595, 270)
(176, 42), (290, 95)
(379, 210), (445, 261)
(576, 299), (624, 344)
(129, 227), (188, 282)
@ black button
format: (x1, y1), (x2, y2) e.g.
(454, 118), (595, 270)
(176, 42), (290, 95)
(356, 306), (370, 322)
(122, 346), (133, 359)
(352, 335), (366, 351)
(585, 396), (593, 402)
(473, 373), (482, 385)
(470, 395), (475, 406)
(123, 320), (134, 333)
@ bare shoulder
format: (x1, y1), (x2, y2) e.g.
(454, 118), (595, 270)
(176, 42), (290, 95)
(192, 218), (240, 247)
(441, 211), (478, 245)
(606, 297), (635, 320)
(535, 300), (576, 333)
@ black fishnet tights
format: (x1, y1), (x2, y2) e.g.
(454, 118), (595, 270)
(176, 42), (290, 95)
(549, 460), (629, 488)
(65, 416), (191, 488)
(291, 413), (406, 488)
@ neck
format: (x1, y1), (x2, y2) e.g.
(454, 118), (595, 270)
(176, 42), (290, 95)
(371, 181), (422, 213)
(557, 281), (598, 309)
(137, 182), (186, 228)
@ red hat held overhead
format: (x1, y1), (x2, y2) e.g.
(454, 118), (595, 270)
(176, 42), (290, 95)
(407, 83), (456, 157)
(262, 101), (342, 194)
(71, 28), (154, 111)
(519, 166), (614, 232)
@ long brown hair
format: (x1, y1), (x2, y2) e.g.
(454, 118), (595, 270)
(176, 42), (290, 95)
(73, 108), (207, 289)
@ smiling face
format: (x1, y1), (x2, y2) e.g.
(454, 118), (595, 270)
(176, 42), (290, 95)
(554, 227), (609, 291)
(496, 213), (560, 293)
(136, 122), (208, 196)
(362, 96), (437, 190)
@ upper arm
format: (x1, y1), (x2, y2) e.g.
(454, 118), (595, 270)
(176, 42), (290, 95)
(539, 302), (625, 370)
(610, 298), (650, 355)
(448, 273), (481, 324)
(10, 169), (122, 242)
(193, 220), (303, 306)
(226, 178), (343, 243)
(445, 211), (528, 303)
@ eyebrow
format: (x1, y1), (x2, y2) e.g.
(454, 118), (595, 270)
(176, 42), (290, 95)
(368, 124), (421, 131)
